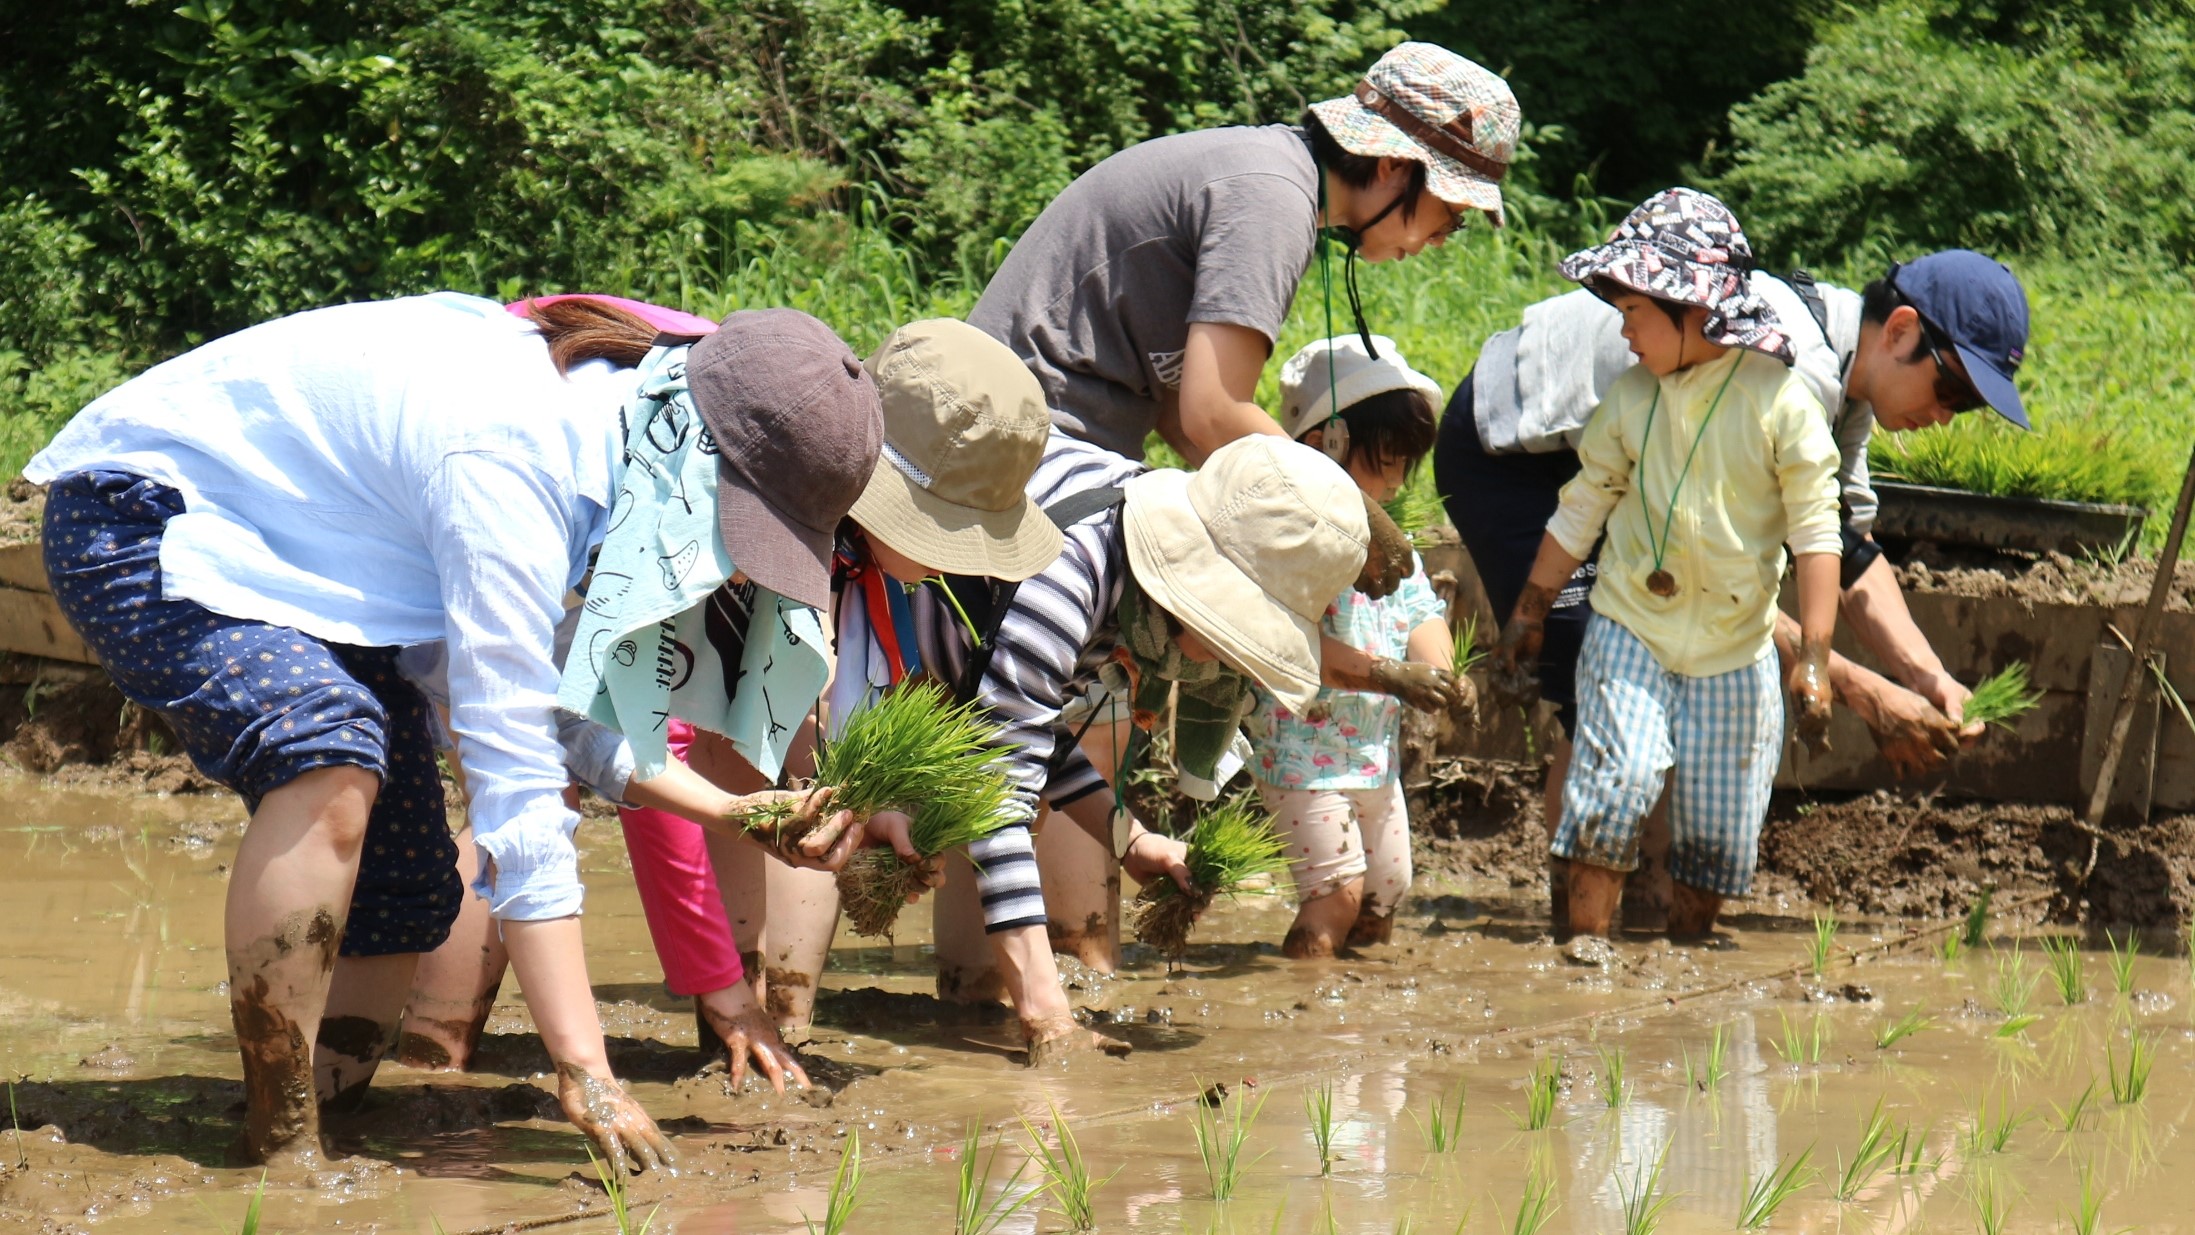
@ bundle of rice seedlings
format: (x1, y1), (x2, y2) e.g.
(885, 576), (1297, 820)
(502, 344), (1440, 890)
(1964, 662), (2042, 730)
(1130, 794), (1290, 959)
(1382, 466), (1446, 546)
(1451, 614), (1487, 676)
(746, 681), (1016, 935)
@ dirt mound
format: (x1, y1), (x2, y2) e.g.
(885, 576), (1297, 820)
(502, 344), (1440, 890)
(1895, 542), (2195, 611)
(1409, 755), (1549, 889)
(1756, 788), (2195, 934)
(0, 675), (211, 792)
(0, 479), (42, 548)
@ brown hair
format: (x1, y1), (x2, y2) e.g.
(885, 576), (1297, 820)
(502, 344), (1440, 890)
(1314, 386), (1438, 472)
(520, 297), (670, 374)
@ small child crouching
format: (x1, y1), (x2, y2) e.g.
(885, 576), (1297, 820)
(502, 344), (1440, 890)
(1492, 188), (1841, 947)
(1246, 336), (1452, 958)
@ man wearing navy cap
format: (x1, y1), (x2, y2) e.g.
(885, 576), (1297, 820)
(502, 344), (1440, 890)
(1435, 247), (2030, 923)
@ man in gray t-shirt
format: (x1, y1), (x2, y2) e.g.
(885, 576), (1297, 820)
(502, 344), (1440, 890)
(973, 41), (1521, 470)
(970, 125), (1320, 460)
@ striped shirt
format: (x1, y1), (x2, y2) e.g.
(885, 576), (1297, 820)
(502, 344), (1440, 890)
(911, 429), (1145, 931)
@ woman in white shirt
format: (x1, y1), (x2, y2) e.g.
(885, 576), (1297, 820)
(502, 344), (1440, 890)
(27, 295), (880, 1172)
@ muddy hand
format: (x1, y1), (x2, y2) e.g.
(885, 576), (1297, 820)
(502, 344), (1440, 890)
(700, 985), (811, 1095)
(1023, 1011), (1132, 1065)
(864, 810), (946, 897)
(1122, 826), (1193, 896)
(1446, 669), (1480, 727)
(556, 1063), (676, 1176)
(1489, 615), (1545, 711)
(1354, 493), (1413, 600)
(1367, 658), (1457, 713)
(1790, 640), (1834, 755)
(1863, 682), (1964, 778)
(738, 787), (860, 871)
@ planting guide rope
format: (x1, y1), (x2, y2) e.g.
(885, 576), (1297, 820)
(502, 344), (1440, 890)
(444, 888), (2056, 1232)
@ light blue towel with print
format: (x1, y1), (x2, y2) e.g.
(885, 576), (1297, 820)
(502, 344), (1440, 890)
(557, 343), (830, 782)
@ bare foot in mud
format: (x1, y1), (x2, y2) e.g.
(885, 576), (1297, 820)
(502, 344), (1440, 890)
(1561, 934), (1620, 968)
(1021, 1014), (1131, 1066)
(1281, 923), (1345, 960)
(1345, 909), (1395, 949)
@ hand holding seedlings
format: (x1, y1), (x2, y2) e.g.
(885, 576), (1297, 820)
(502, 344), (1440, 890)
(735, 785), (861, 869)
(1961, 662), (2042, 731)
(1131, 794), (1290, 958)
(1860, 682), (1968, 778)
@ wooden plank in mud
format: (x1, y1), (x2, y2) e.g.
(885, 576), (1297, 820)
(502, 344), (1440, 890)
(0, 587), (96, 665)
(0, 543), (50, 594)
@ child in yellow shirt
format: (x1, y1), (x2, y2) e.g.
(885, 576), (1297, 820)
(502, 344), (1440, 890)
(1491, 188), (1840, 948)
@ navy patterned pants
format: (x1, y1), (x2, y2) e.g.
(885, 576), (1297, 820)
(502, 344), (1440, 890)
(42, 470), (460, 956)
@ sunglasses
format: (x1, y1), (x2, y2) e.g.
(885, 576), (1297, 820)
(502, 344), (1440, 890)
(1914, 315), (1988, 414)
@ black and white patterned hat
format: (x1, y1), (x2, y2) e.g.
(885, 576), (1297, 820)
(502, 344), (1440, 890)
(1558, 187), (1793, 363)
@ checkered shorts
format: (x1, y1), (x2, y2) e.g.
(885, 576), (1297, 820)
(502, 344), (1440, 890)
(1555, 614), (1782, 897)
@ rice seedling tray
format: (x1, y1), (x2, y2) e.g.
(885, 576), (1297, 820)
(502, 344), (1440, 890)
(1872, 481), (2146, 557)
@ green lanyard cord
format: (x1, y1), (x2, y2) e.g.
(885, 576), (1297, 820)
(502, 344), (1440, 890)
(1636, 353), (1744, 573)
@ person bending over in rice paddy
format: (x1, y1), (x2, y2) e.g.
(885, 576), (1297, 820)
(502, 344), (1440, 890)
(26, 295), (874, 1172)
(1490, 189), (1842, 950)
(971, 41), (1521, 602)
(1244, 336), (1460, 957)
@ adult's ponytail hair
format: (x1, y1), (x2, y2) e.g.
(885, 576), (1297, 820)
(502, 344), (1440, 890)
(520, 297), (663, 374)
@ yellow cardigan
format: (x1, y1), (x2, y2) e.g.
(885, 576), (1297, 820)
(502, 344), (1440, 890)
(1546, 347), (1841, 678)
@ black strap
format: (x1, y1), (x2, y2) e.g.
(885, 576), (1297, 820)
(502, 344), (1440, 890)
(945, 485), (1127, 702)
(1785, 269), (1832, 341)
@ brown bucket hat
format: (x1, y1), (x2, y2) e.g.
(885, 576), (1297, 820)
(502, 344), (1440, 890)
(849, 319), (1064, 582)
(687, 309), (884, 610)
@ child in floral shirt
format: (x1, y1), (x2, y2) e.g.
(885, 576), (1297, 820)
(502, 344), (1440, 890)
(1247, 335), (1453, 957)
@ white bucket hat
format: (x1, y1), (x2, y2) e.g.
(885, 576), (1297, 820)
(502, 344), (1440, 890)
(1310, 42), (1520, 226)
(1121, 437), (1370, 711)
(1278, 334), (1443, 439)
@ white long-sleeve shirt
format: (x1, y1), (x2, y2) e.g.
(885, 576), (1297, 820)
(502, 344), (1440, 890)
(26, 292), (641, 920)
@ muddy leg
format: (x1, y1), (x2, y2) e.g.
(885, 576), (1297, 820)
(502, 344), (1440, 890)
(227, 765), (378, 1167)
(1666, 882), (1725, 940)
(1283, 881), (1364, 959)
(1564, 860), (1625, 941)
(997, 923), (1128, 1064)
(396, 827), (505, 1070)
(933, 851), (1008, 1005)
(317, 952), (419, 1111)
(1543, 739), (1571, 934)
(757, 855), (837, 1034)
(1037, 803), (1120, 973)
(1622, 790), (1674, 932)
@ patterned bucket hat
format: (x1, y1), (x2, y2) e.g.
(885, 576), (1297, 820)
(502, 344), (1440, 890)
(1310, 42), (1520, 226)
(1558, 187), (1794, 363)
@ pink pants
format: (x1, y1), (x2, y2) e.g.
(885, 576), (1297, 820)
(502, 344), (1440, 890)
(618, 720), (745, 996)
(1255, 777), (1414, 916)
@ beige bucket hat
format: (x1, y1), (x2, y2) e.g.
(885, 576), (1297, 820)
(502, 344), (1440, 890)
(1310, 41), (1520, 226)
(849, 319), (1065, 581)
(1122, 437), (1370, 712)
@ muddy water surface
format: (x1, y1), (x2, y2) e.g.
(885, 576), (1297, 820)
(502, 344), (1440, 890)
(1, 775), (2190, 1233)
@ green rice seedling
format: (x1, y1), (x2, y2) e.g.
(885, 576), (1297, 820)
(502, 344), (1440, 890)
(2104, 931), (2140, 996)
(1507, 1055), (1561, 1131)
(1683, 1024), (1731, 1091)
(1737, 1146), (1817, 1228)
(1938, 930), (1966, 963)
(587, 1145), (660, 1235)
(801, 1128), (863, 1235)
(1875, 1008), (1933, 1049)
(1305, 1081), (1339, 1175)
(219, 1172), (268, 1235)
(956, 1121), (1039, 1235)
(1964, 888), (1994, 949)
(1132, 793), (1291, 958)
(1807, 911), (1838, 976)
(2107, 1033), (2154, 1104)
(1595, 1044), (1629, 1108)
(1022, 1104), (1116, 1233)
(814, 682), (1020, 937)
(1833, 1099), (1900, 1202)
(1772, 1011), (1830, 1066)
(2048, 1079), (2100, 1133)
(1889, 1123), (1937, 1176)
(1451, 615), (1487, 677)
(1507, 1166), (1559, 1235)
(1191, 1079), (1270, 1202)
(2067, 1164), (2129, 1235)
(1966, 1167), (2017, 1235)
(1383, 464), (1446, 543)
(1411, 1081), (1467, 1152)
(1962, 663), (2042, 730)
(1616, 1139), (1677, 1235)
(2042, 934), (2088, 1004)
(1961, 1094), (2028, 1156)
(1990, 947), (2041, 1034)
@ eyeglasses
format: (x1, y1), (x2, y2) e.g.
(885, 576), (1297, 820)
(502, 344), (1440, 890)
(1914, 315), (1987, 414)
(1431, 200), (1469, 241)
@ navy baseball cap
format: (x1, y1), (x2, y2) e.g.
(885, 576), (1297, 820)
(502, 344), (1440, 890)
(1887, 250), (2031, 429)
